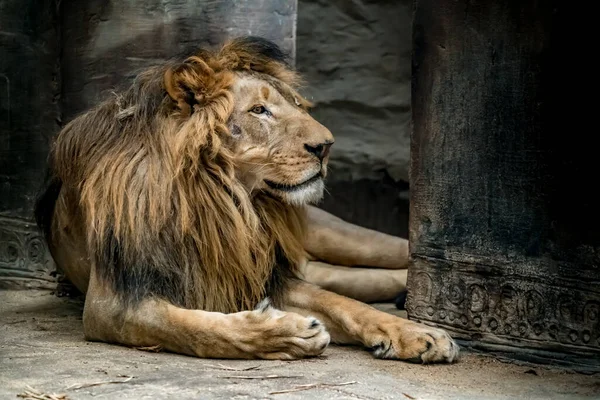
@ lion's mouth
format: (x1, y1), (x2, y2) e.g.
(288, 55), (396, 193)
(264, 173), (322, 192)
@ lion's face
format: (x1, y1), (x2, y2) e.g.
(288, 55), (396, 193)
(227, 73), (334, 205)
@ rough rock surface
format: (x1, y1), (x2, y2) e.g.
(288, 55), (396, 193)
(296, 0), (413, 236)
(297, 0), (413, 184)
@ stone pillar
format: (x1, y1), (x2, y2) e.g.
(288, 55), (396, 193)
(0, 0), (60, 289)
(406, 0), (599, 370)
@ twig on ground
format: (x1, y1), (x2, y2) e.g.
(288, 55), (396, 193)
(221, 375), (303, 380)
(269, 381), (357, 395)
(403, 393), (417, 399)
(6, 319), (27, 325)
(65, 375), (134, 390)
(17, 386), (69, 400)
(135, 344), (163, 352)
(204, 363), (261, 371)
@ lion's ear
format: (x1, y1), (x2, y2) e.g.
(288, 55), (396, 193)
(164, 57), (214, 115)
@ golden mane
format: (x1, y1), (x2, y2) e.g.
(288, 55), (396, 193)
(45, 37), (307, 313)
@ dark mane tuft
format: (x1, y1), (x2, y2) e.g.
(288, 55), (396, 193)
(230, 36), (290, 66)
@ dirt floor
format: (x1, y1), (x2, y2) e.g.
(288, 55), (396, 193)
(1, 290), (598, 400)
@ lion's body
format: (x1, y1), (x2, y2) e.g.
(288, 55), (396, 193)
(35, 37), (459, 363)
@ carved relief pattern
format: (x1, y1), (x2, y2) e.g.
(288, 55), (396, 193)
(406, 257), (600, 354)
(0, 217), (56, 286)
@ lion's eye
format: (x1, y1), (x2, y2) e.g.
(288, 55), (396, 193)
(249, 105), (269, 115)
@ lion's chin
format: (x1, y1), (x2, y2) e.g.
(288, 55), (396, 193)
(266, 177), (325, 206)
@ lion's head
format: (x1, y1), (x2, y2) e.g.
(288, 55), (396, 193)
(163, 37), (334, 206)
(45, 37), (334, 312)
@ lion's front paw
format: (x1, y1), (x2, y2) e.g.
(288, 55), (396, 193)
(234, 299), (331, 360)
(367, 317), (459, 364)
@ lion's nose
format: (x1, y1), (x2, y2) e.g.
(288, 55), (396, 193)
(304, 141), (333, 161)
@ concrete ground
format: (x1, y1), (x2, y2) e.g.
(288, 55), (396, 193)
(1, 290), (598, 400)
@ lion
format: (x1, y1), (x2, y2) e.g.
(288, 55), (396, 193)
(34, 36), (459, 363)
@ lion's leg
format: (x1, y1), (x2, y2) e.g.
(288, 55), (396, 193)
(83, 269), (330, 360)
(298, 261), (407, 303)
(283, 281), (459, 363)
(304, 205), (409, 269)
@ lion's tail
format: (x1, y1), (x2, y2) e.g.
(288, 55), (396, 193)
(34, 171), (62, 243)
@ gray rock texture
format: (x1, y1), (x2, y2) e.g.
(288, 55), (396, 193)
(296, 0), (413, 236)
(297, 0), (413, 184)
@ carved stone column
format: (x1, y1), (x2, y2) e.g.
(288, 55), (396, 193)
(406, 0), (599, 370)
(0, 0), (60, 289)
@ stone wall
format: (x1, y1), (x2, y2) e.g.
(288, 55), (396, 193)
(0, 0), (60, 219)
(296, 0), (413, 236)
